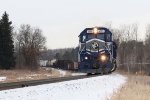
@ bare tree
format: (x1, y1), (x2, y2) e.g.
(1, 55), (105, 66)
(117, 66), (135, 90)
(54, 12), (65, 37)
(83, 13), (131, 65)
(145, 24), (150, 45)
(16, 24), (46, 69)
(117, 24), (139, 73)
(145, 24), (150, 63)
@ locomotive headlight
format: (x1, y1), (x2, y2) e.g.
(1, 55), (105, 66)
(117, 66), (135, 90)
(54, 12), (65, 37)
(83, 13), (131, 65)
(85, 56), (88, 60)
(93, 27), (98, 34)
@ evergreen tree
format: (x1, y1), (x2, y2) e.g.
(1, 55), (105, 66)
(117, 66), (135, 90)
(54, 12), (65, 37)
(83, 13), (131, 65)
(0, 12), (15, 69)
(0, 17), (2, 68)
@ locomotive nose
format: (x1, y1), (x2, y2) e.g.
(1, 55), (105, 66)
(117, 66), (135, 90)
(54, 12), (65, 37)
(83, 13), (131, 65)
(86, 39), (105, 52)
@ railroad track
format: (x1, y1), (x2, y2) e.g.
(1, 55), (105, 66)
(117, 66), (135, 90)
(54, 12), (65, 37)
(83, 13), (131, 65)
(0, 74), (101, 91)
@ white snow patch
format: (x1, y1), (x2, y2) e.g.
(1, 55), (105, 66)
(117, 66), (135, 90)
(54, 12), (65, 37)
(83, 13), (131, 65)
(58, 69), (66, 76)
(26, 77), (33, 79)
(27, 74), (39, 77)
(41, 67), (52, 71)
(71, 72), (86, 76)
(0, 73), (126, 100)
(44, 67), (52, 71)
(0, 77), (6, 82)
(50, 68), (66, 76)
(17, 76), (33, 80)
(44, 74), (52, 77)
(16, 77), (24, 80)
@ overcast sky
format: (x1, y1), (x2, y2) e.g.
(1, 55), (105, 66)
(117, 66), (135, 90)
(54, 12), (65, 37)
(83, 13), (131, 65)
(0, 0), (150, 49)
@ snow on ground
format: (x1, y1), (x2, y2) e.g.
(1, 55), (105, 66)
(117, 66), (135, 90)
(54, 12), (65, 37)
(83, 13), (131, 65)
(71, 72), (86, 76)
(50, 68), (66, 76)
(0, 73), (126, 100)
(0, 77), (6, 82)
(58, 69), (66, 76)
(43, 67), (52, 71)
(51, 67), (86, 76)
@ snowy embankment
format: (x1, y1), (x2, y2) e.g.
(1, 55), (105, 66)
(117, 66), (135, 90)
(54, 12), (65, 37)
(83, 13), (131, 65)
(0, 73), (126, 100)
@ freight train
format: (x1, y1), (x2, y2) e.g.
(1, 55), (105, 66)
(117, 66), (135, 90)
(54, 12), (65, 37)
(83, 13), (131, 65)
(53, 27), (117, 74)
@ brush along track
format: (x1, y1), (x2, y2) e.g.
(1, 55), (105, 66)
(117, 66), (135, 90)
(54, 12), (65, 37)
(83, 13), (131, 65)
(0, 74), (101, 90)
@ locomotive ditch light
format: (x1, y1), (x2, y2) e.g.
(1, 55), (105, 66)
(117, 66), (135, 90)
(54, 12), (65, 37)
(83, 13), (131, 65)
(101, 55), (106, 61)
(84, 56), (88, 60)
(99, 54), (108, 62)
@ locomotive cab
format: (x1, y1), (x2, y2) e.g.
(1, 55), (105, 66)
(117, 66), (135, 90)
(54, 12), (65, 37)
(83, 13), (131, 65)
(78, 27), (117, 74)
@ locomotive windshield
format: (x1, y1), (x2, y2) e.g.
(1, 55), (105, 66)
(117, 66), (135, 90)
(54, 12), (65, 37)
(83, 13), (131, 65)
(97, 34), (105, 40)
(87, 34), (94, 39)
(87, 33), (105, 40)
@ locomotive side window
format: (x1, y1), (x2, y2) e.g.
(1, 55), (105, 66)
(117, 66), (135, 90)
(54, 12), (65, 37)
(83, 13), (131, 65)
(79, 35), (86, 43)
(82, 35), (86, 42)
(106, 34), (111, 42)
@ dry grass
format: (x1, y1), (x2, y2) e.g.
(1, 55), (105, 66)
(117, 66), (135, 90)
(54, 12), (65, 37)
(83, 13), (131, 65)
(111, 74), (150, 100)
(0, 67), (72, 83)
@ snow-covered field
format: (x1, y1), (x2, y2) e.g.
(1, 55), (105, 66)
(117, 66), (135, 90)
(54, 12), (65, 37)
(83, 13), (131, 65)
(0, 73), (126, 100)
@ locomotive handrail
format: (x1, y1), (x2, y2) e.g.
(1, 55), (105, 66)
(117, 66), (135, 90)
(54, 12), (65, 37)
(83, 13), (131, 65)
(79, 45), (85, 54)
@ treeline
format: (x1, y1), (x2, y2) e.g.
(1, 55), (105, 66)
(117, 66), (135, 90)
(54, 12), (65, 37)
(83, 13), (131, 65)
(110, 24), (150, 75)
(0, 12), (46, 69)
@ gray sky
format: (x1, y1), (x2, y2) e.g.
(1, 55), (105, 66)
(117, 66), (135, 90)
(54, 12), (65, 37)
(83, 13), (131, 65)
(1, 0), (150, 49)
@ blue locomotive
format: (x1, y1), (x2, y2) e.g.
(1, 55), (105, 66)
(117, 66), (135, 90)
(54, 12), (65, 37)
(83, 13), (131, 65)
(78, 27), (117, 74)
